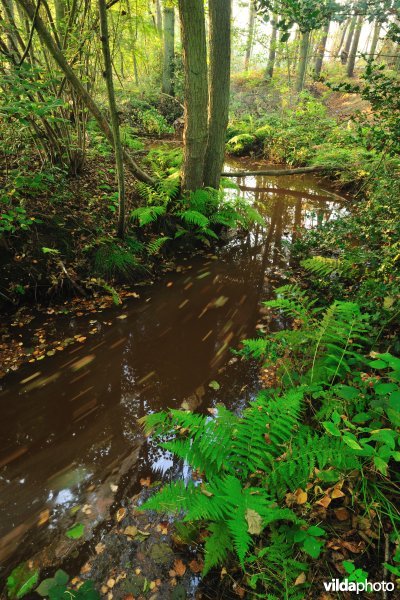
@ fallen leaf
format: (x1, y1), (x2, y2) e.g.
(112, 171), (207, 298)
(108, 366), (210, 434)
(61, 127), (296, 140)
(140, 477), (151, 487)
(117, 315), (127, 320)
(173, 559), (186, 577)
(331, 488), (345, 499)
(334, 507), (350, 521)
(110, 484), (118, 493)
(208, 380), (220, 391)
(295, 488), (308, 505)
(316, 495), (331, 508)
(341, 540), (364, 553)
(76, 336), (86, 343)
(38, 509), (50, 526)
(115, 507), (126, 523)
(124, 525), (138, 538)
(95, 542), (105, 555)
(245, 508), (263, 535)
(295, 572), (306, 585)
(189, 559), (203, 573)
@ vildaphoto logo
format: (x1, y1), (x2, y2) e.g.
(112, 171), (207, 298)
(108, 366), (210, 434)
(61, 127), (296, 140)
(323, 579), (395, 594)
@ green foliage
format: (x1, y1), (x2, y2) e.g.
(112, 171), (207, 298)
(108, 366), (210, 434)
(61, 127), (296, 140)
(36, 570), (99, 600)
(226, 133), (257, 156)
(91, 237), (143, 280)
(6, 563), (39, 599)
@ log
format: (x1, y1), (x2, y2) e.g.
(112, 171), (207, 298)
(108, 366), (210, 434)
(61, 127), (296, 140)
(221, 166), (324, 177)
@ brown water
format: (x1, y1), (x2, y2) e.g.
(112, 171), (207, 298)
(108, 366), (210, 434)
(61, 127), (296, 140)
(0, 167), (346, 578)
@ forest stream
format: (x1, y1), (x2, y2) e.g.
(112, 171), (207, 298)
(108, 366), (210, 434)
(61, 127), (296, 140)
(0, 164), (346, 587)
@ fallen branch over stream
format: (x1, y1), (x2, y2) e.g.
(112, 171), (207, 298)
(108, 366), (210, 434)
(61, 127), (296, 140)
(221, 166), (325, 177)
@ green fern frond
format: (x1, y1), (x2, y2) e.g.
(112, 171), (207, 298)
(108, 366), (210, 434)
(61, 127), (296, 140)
(147, 236), (170, 255)
(179, 210), (210, 229)
(131, 205), (166, 226)
(301, 255), (354, 278)
(203, 521), (231, 574)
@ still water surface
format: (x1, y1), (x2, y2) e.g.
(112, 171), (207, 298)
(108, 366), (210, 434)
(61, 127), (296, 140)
(0, 167), (346, 575)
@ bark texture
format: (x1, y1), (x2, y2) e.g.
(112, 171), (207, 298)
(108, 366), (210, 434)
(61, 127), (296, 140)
(98, 0), (126, 237)
(265, 13), (277, 79)
(178, 0), (208, 191)
(162, 6), (175, 95)
(244, 0), (255, 70)
(342, 15), (357, 63)
(347, 15), (363, 77)
(369, 21), (380, 57)
(314, 22), (329, 78)
(295, 30), (310, 92)
(203, 0), (231, 189)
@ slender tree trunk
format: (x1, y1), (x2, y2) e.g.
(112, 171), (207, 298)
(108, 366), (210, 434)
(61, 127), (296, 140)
(314, 22), (329, 77)
(154, 0), (162, 32)
(347, 14), (363, 77)
(265, 12), (277, 79)
(369, 21), (380, 57)
(295, 30), (310, 92)
(342, 15), (356, 63)
(162, 6), (175, 95)
(178, 0), (208, 191)
(98, 0), (125, 237)
(15, 0), (154, 185)
(244, 0), (255, 71)
(54, 0), (66, 31)
(335, 18), (349, 57)
(203, 0), (231, 189)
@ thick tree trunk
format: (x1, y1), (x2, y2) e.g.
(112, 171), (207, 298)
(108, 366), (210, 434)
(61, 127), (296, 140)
(369, 21), (380, 57)
(178, 0), (208, 191)
(203, 0), (231, 189)
(342, 15), (356, 63)
(162, 6), (175, 95)
(154, 0), (162, 32)
(295, 30), (310, 92)
(244, 0), (255, 71)
(15, 0), (154, 185)
(314, 22), (329, 77)
(265, 13), (277, 79)
(98, 0), (126, 237)
(347, 15), (363, 77)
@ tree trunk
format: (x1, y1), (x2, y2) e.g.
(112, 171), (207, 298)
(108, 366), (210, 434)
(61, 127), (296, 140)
(314, 22), (329, 77)
(154, 0), (162, 32)
(15, 0), (154, 185)
(203, 0), (231, 189)
(342, 15), (356, 63)
(98, 0), (126, 237)
(244, 0), (255, 71)
(295, 30), (310, 92)
(265, 13), (277, 79)
(347, 14), (363, 77)
(369, 21), (380, 58)
(178, 0), (208, 191)
(162, 6), (175, 95)
(54, 0), (66, 31)
(335, 19), (349, 57)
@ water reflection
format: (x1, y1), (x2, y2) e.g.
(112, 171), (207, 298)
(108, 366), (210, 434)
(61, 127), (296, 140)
(0, 168), (345, 573)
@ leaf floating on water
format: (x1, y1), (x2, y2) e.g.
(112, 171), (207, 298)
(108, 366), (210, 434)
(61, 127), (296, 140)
(197, 271), (211, 280)
(66, 523), (84, 539)
(37, 509), (50, 526)
(116, 314), (127, 320)
(213, 296), (229, 308)
(115, 507), (126, 523)
(208, 380), (220, 391)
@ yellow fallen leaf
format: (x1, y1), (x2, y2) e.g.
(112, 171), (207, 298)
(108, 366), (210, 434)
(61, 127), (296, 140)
(115, 507), (126, 523)
(295, 572), (306, 585)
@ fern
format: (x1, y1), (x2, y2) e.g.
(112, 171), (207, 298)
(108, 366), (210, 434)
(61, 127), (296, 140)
(179, 209), (210, 229)
(301, 255), (354, 278)
(147, 236), (170, 255)
(131, 205), (166, 226)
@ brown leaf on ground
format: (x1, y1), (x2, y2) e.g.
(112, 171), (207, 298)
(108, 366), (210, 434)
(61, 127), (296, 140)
(334, 507), (350, 521)
(140, 477), (151, 487)
(294, 572), (306, 585)
(316, 495), (331, 508)
(341, 540), (365, 553)
(295, 488), (308, 505)
(115, 507), (126, 522)
(173, 559), (186, 577)
(189, 559), (203, 573)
